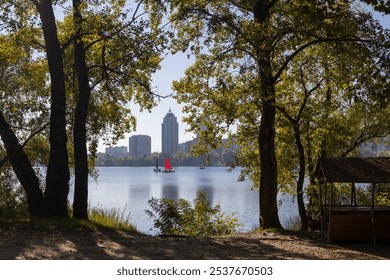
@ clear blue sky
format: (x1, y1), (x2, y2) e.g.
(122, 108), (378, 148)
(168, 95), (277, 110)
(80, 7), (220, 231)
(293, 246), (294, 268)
(99, 9), (390, 153)
(100, 53), (195, 153)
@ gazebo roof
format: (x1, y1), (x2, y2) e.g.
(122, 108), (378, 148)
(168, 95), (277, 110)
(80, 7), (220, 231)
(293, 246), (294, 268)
(315, 157), (390, 183)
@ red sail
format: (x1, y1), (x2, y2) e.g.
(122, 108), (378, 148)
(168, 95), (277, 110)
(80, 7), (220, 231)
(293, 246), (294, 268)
(165, 158), (172, 170)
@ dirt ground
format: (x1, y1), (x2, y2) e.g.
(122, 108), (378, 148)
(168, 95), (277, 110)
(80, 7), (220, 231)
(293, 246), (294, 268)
(1, 221), (390, 260)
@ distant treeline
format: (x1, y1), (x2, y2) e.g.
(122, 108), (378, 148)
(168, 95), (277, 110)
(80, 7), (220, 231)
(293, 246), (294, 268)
(95, 150), (237, 167)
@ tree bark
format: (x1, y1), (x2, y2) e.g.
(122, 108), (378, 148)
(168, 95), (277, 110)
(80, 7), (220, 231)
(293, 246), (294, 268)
(35, 0), (70, 218)
(0, 111), (45, 217)
(254, 0), (282, 229)
(306, 134), (321, 230)
(294, 125), (309, 230)
(72, 0), (91, 219)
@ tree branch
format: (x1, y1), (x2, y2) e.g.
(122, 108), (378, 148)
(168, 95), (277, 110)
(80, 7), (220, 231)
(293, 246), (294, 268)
(0, 121), (49, 169)
(274, 37), (372, 82)
(341, 131), (390, 157)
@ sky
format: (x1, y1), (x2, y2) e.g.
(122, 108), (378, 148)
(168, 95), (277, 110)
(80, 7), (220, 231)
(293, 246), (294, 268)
(98, 9), (390, 154)
(98, 53), (195, 153)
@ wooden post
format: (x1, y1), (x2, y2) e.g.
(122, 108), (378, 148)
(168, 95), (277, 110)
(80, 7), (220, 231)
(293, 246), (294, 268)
(323, 179), (327, 238)
(319, 177), (324, 237)
(351, 182), (356, 206)
(371, 183), (376, 247)
(328, 182), (333, 242)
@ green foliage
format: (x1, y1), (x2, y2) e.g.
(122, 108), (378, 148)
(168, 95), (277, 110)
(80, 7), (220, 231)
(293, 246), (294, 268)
(375, 191), (390, 206)
(1, 1), (167, 218)
(305, 184), (321, 223)
(164, 0), (389, 230)
(321, 183), (390, 206)
(24, 214), (136, 234)
(361, 0), (390, 14)
(88, 205), (138, 233)
(0, 31), (50, 165)
(146, 191), (241, 237)
(0, 169), (29, 219)
(1, 0), (167, 159)
(58, 0), (167, 151)
(169, 0), (389, 187)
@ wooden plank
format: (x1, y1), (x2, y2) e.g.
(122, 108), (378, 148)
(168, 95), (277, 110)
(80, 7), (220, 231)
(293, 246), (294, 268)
(329, 214), (371, 241)
(328, 211), (390, 241)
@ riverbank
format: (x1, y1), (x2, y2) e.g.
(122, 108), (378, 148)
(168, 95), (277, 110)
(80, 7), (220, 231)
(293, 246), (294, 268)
(1, 221), (389, 259)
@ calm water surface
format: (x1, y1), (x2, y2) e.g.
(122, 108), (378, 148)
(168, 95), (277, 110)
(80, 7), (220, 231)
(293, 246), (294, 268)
(69, 166), (298, 234)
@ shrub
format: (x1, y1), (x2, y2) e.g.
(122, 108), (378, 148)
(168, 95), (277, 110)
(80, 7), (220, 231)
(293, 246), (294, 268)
(88, 205), (138, 232)
(0, 168), (29, 219)
(146, 191), (241, 237)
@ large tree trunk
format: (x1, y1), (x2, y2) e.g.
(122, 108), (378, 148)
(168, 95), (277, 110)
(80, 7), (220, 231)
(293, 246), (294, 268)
(258, 97), (282, 228)
(254, 0), (282, 229)
(72, 0), (91, 219)
(0, 111), (45, 217)
(294, 125), (309, 230)
(35, 0), (70, 218)
(306, 134), (321, 230)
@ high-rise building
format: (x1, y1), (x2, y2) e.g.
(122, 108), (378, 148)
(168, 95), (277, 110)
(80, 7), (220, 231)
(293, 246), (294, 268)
(178, 139), (195, 153)
(105, 146), (128, 158)
(129, 135), (151, 156)
(162, 109), (179, 155)
(360, 136), (390, 157)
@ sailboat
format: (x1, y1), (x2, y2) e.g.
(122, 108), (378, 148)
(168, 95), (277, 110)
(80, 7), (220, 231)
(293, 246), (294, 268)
(153, 158), (161, 172)
(200, 158), (206, 169)
(163, 157), (175, 173)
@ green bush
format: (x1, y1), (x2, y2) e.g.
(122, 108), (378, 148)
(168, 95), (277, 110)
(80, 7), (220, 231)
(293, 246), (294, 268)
(0, 169), (29, 219)
(146, 191), (241, 237)
(88, 205), (138, 232)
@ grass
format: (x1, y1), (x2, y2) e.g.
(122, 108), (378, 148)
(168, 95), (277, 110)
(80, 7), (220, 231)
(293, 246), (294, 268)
(282, 216), (302, 231)
(1, 205), (140, 234)
(250, 226), (284, 234)
(249, 215), (302, 233)
(88, 206), (138, 233)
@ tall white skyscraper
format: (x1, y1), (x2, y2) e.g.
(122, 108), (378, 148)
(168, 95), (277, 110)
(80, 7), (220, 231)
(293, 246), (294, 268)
(161, 109), (179, 155)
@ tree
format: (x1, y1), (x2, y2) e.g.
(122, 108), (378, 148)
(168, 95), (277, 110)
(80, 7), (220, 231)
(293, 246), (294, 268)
(160, 0), (388, 228)
(32, 0), (70, 217)
(71, 0), (92, 219)
(1, 0), (166, 219)
(0, 112), (45, 217)
(0, 31), (48, 217)
(65, 0), (166, 218)
(275, 29), (390, 229)
(0, 0), (71, 217)
(361, 0), (390, 14)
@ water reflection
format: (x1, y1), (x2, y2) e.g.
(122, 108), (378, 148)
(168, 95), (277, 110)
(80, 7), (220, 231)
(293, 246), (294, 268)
(127, 184), (151, 208)
(81, 166), (298, 234)
(196, 173), (214, 204)
(161, 184), (179, 200)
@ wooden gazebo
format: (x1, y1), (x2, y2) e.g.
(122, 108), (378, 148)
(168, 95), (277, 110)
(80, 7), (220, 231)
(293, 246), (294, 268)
(314, 157), (390, 243)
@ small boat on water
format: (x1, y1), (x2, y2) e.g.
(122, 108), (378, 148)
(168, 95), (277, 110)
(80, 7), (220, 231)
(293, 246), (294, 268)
(163, 157), (175, 173)
(153, 158), (161, 172)
(200, 159), (206, 169)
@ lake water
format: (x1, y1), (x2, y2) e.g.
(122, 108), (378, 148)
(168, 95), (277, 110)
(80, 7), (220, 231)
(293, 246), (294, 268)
(69, 166), (298, 234)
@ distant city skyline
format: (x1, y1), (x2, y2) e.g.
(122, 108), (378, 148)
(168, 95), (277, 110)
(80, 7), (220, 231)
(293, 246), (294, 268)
(98, 53), (195, 153)
(105, 146), (127, 157)
(99, 11), (389, 154)
(98, 108), (195, 156)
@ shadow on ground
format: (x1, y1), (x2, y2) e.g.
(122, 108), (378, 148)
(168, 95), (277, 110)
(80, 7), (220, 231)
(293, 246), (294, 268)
(1, 221), (390, 260)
